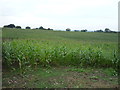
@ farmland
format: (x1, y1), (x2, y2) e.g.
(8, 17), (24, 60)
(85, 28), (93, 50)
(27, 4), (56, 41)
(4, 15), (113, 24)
(2, 28), (119, 88)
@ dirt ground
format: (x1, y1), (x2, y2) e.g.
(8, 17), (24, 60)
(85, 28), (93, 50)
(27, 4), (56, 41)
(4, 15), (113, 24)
(2, 67), (119, 88)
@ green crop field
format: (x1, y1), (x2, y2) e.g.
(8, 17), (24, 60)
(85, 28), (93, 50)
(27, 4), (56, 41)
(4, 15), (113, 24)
(2, 28), (119, 88)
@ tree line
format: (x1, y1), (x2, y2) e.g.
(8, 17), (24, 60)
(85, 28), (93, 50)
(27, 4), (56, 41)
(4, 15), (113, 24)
(3, 24), (117, 33)
(66, 28), (117, 33)
(3, 24), (53, 30)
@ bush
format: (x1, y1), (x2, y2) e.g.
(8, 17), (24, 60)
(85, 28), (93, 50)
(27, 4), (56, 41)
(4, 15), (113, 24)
(81, 29), (87, 32)
(66, 28), (71, 31)
(16, 26), (21, 29)
(3, 24), (15, 28)
(26, 26), (31, 29)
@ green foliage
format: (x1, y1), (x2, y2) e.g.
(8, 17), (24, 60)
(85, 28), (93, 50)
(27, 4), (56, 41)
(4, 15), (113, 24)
(2, 28), (118, 42)
(2, 28), (119, 72)
(105, 28), (110, 32)
(89, 76), (98, 79)
(15, 26), (21, 29)
(26, 26), (31, 29)
(2, 40), (119, 71)
(66, 28), (71, 31)
(3, 24), (15, 28)
(81, 29), (87, 32)
(66, 68), (87, 73)
(102, 68), (118, 76)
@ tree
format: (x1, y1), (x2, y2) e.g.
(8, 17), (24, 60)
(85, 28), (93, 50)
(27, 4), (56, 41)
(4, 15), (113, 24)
(3, 25), (9, 28)
(105, 28), (111, 32)
(3, 24), (15, 28)
(66, 28), (71, 31)
(74, 30), (79, 32)
(47, 28), (50, 30)
(8, 24), (15, 28)
(81, 29), (87, 32)
(47, 28), (53, 30)
(94, 29), (103, 32)
(16, 26), (21, 29)
(39, 26), (44, 29)
(26, 26), (31, 29)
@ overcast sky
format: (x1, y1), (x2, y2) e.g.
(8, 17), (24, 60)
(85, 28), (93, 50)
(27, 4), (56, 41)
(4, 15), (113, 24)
(0, 0), (119, 31)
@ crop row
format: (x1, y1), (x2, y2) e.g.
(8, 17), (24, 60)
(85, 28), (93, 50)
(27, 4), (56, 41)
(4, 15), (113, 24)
(2, 40), (119, 71)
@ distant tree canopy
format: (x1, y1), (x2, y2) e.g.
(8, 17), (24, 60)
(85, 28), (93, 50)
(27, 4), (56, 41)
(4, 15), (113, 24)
(3, 24), (15, 28)
(15, 26), (21, 29)
(74, 30), (79, 32)
(26, 26), (31, 29)
(48, 28), (50, 30)
(104, 28), (117, 33)
(105, 28), (111, 32)
(94, 30), (103, 32)
(3, 25), (8, 28)
(39, 26), (44, 29)
(3, 24), (116, 33)
(66, 28), (71, 31)
(47, 28), (53, 30)
(81, 29), (87, 32)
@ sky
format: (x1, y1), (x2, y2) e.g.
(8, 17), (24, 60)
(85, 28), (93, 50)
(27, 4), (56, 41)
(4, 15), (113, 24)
(0, 0), (119, 31)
